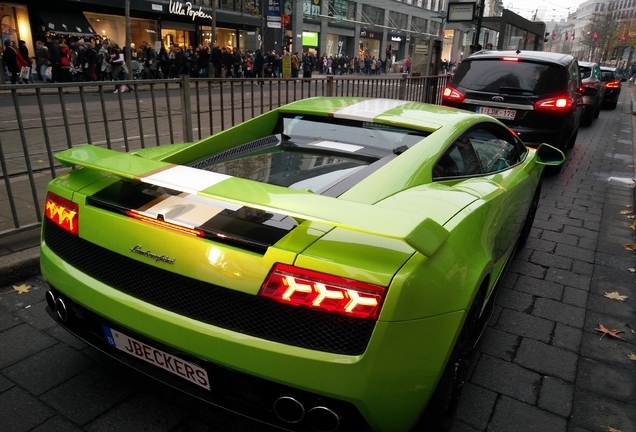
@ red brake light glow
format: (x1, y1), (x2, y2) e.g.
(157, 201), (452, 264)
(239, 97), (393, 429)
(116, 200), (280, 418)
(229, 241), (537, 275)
(605, 81), (620, 88)
(501, 57), (520, 62)
(442, 87), (465, 102)
(534, 96), (573, 111)
(260, 263), (386, 320)
(45, 192), (79, 235)
(126, 210), (204, 237)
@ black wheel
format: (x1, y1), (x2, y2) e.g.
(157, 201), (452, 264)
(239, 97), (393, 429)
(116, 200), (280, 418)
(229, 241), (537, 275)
(414, 291), (484, 431)
(593, 102), (601, 118)
(581, 107), (594, 126)
(609, 100), (618, 110)
(566, 130), (578, 149)
(518, 182), (541, 248)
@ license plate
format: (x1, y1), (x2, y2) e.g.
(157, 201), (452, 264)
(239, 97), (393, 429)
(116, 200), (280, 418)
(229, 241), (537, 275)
(103, 326), (210, 390)
(478, 106), (516, 120)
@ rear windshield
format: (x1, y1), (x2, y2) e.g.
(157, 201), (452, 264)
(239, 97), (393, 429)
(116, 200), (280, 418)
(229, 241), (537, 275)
(453, 59), (568, 94)
(192, 115), (429, 194)
(600, 69), (616, 80)
(579, 66), (592, 79)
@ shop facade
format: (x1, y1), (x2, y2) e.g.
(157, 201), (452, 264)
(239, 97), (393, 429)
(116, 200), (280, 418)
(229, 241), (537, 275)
(1, 0), (261, 60)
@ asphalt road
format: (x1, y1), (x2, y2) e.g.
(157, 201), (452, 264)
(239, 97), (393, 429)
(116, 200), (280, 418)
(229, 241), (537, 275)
(0, 89), (635, 432)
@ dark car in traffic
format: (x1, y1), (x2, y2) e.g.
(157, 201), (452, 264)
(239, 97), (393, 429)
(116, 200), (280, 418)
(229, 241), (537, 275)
(442, 50), (584, 151)
(600, 66), (623, 109)
(578, 61), (605, 125)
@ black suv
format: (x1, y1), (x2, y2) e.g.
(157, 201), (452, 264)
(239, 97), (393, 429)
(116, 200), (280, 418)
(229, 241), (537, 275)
(442, 50), (583, 150)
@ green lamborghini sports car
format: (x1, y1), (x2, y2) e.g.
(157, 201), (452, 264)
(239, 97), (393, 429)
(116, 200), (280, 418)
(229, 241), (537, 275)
(41, 97), (564, 432)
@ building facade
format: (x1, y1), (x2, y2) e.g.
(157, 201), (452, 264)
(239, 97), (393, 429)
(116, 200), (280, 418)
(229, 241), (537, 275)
(0, 0), (455, 73)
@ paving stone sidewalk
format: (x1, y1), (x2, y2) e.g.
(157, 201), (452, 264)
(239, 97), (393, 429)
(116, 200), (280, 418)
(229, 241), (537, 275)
(450, 90), (636, 431)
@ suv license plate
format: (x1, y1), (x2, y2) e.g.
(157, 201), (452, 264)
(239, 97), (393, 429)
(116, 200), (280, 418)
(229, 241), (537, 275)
(478, 106), (516, 120)
(102, 326), (211, 390)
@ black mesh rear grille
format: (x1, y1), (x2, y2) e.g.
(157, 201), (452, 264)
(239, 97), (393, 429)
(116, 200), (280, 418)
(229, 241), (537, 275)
(44, 219), (375, 355)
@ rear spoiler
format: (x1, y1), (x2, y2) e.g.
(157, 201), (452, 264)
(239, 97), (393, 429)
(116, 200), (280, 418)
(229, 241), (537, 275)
(56, 145), (449, 257)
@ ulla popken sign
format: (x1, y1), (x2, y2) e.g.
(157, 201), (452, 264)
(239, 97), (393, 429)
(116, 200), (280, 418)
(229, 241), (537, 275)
(169, 0), (213, 21)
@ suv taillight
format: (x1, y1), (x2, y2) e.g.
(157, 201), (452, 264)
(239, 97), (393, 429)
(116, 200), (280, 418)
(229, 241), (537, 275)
(534, 96), (573, 112)
(260, 263), (386, 320)
(605, 80), (620, 88)
(442, 87), (465, 102)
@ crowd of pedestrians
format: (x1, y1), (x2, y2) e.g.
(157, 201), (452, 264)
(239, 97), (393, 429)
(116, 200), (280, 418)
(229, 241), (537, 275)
(4, 37), (415, 85)
(318, 54), (395, 75)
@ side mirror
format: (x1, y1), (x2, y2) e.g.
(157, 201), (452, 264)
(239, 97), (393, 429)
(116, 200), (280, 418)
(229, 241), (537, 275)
(535, 143), (565, 166)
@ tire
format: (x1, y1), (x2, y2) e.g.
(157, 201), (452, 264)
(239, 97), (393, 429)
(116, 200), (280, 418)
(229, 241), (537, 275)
(593, 102), (601, 118)
(518, 182), (541, 248)
(581, 107), (594, 126)
(414, 291), (484, 431)
(566, 130), (578, 149)
(609, 100), (618, 110)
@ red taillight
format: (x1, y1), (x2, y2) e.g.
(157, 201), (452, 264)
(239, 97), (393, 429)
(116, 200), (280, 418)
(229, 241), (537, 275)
(501, 56), (520, 62)
(442, 87), (465, 102)
(260, 263), (386, 320)
(605, 81), (620, 88)
(45, 192), (79, 235)
(582, 81), (597, 89)
(126, 210), (204, 237)
(534, 96), (573, 111)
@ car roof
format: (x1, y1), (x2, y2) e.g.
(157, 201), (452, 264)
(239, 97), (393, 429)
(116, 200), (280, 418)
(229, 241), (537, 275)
(600, 66), (616, 71)
(578, 61), (598, 67)
(466, 50), (575, 67)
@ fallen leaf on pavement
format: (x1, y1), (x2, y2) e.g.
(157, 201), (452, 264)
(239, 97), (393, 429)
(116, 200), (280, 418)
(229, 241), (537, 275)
(623, 243), (636, 251)
(604, 291), (628, 302)
(595, 323), (625, 341)
(12, 284), (31, 294)
(630, 221), (636, 230)
(620, 210), (634, 215)
(628, 268), (636, 273)
(629, 353), (636, 361)
(605, 291), (629, 301)
(607, 428), (622, 432)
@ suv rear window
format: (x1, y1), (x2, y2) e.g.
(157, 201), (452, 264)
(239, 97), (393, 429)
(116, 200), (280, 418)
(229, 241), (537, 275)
(579, 66), (592, 79)
(452, 59), (567, 94)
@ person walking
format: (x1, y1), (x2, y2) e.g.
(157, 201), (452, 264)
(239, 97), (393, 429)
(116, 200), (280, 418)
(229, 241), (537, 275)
(98, 41), (111, 81)
(45, 36), (62, 82)
(211, 42), (222, 79)
(302, 52), (314, 79)
(253, 49), (264, 85)
(17, 40), (33, 83)
(83, 42), (98, 81)
(34, 40), (50, 82)
(291, 52), (299, 78)
(3, 39), (19, 84)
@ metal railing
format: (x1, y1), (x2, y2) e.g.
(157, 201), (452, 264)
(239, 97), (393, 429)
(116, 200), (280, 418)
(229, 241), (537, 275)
(0, 73), (451, 238)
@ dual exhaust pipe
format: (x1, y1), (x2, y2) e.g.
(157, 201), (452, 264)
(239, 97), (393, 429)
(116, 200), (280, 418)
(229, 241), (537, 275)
(46, 290), (69, 322)
(273, 396), (340, 432)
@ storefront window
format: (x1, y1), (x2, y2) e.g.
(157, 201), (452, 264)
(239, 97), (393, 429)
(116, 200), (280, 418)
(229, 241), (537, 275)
(0, 3), (32, 53)
(359, 38), (379, 59)
(85, 13), (158, 48)
(162, 29), (193, 48)
(326, 34), (346, 57)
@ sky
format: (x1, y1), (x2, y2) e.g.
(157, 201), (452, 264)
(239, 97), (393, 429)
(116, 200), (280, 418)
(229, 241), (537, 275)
(502, 0), (587, 22)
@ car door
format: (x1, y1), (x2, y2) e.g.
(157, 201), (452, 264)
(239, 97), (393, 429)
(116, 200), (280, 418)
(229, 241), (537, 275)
(433, 123), (534, 264)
